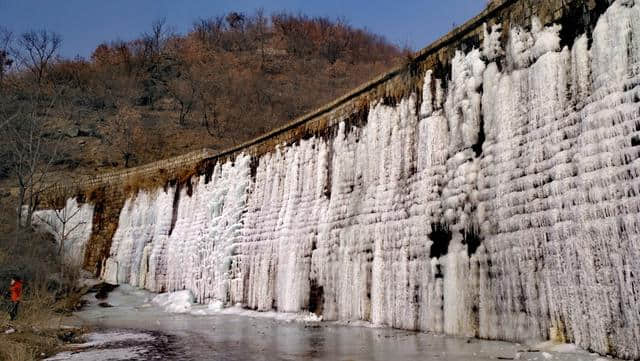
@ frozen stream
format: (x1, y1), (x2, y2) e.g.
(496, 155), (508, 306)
(50, 285), (619, 361)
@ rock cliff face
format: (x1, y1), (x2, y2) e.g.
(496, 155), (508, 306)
(37, 0), (640, 358)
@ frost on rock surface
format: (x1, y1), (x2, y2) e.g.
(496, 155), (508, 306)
(94, 1), (640, 359)
(32, 198), (94, 267)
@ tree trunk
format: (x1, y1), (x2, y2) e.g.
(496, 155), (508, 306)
(15, 186), (25, 242)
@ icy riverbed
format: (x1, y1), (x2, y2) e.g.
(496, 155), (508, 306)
(51, 285), (621, 361)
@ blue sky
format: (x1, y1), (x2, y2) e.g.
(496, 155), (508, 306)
(0, 0), (485, 59)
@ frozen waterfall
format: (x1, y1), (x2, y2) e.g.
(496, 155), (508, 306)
(80, 1), (640, 358)
(32, 198), (94, 267)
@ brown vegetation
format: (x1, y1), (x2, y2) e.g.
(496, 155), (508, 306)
(0, 196), (86, 361)
(0, 11), (401, 189)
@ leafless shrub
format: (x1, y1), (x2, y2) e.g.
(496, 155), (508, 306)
(13, 29), (61, 86)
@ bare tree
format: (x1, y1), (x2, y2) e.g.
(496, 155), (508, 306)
(109, 102), (142, 168)
(166, 65), (198, 126)
(0, 74), (20, 131)
(322, 17), (350, 64)
(14, 29), (62, 86)
(143, 17), (171, 59)
(0, 107), (19, 130)
(6, 91), (65, 236)
(252, 9), (269, 68)
(35, 184), (86, 263)
(0, 26), (13, 87)
(192, 58), (230, 137)
(0, 27), (15, 130)
(0, 29), (68, 243)
(193, 16), (226, 49)
(30, 183), (86, 329)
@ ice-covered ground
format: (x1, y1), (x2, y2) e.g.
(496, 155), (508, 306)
(54, 285), (622, 361)
(152, 290), (195, 314)
(46, 346), (149, 361)
(44, 329), (171, 361)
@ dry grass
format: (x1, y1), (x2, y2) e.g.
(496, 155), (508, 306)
(120, 161), (203, 198)
(0, 288), (82, 361)
(79, 157), (204, 202)
(0, 338), (36, 361)
(0, 328), (59, 361)
(0, 284), (87, 360)
(0, 200), (86, 361)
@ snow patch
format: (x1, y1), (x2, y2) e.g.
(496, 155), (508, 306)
(72, 332), (154, 348)
(45, 331), (155, 361)
(45, 347), (147, 361)
(208, 300), (224, 311)
(152, 290), (195, 314)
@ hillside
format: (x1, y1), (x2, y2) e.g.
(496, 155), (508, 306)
(0, 12), (401, 185)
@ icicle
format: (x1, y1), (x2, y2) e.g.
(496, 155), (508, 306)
(85, 1), (640, 358)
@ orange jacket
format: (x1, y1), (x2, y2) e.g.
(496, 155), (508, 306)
(10, 281), (22, 302)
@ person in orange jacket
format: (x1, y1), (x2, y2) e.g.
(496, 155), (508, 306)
(8, 276), (23, 321)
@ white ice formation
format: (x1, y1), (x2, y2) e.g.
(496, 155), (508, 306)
(32, 198), (94, 267)
(58, 1), (640, 358)
(152, 290), (195, 313)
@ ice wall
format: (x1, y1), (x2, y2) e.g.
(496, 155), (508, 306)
(97, 1), (640, 358)
(32, 198), (94, 267)
(102, 156), (251, 302)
